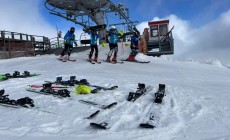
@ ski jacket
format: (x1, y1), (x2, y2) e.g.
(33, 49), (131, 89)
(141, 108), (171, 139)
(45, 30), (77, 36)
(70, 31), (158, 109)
(87, 31), (101, 45)
(131, 35), (139, 47)
(108, 31), (119, 44)
(64, 31), (76, 46)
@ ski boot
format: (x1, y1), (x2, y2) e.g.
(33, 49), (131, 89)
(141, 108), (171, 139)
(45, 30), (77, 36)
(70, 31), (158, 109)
(89, 55), (92, 61)
(106, 56), (111, 62)
(94, 56), (98, 62)
(112, 55), (117, 63)
(127, 55), (135, 61)
(59, 55), (64, 60)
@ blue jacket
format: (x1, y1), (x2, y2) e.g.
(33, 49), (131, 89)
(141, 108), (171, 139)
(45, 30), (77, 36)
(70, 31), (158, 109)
(108, 31), (120, 44)
(88, 32), (101, 45)
(64, 31), (76, 46)
(131, 35), (139, 47)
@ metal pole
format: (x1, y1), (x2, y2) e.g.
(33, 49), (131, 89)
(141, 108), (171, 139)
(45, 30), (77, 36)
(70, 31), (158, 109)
(56, 25), (60, 48)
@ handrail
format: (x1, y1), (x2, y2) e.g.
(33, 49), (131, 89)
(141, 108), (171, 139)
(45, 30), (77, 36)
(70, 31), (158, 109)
(160, 26), (174, 42)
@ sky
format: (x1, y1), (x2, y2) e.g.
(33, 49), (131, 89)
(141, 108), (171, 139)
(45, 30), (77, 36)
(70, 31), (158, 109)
(0, 0), (229, 65)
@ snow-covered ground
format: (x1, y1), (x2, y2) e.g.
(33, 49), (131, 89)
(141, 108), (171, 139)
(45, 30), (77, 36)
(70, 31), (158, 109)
(0, 44), (230, 140)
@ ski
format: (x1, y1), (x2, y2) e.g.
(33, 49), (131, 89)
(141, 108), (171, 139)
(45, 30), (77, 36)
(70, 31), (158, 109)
(27, 85), (68, 89)
(139, 84), (166, 129)
(88, 59), (96, 64)
(93, 60), (102, 64)
(79, 100), (117, 109)
(2, 71), (41, 78)
(103, 60), (124, 64)
(57, 58), (67, 62)
(90, 84), (153, 129)
(26, 83), (71, 98)
(89, 85), (118, 91)
(121, 59), (150, 63)
(45, 77), (118, 91)
(66, 59), (76, 62)
(0, 89), (35, 108)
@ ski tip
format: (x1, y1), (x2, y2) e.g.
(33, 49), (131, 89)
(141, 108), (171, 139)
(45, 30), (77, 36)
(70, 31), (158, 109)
(90, 123), (107, 130)
(139, 123), (155, 129)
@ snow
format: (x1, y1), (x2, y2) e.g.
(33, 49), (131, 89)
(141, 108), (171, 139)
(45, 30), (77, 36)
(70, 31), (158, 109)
(1, 44), (230, 140)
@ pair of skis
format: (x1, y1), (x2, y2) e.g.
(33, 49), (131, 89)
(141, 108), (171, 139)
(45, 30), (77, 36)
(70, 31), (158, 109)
(26, 83), (71, 98)
(0, 89), (35, 108)
(90, 84), (154, 129)
(88, 59), (101, 64)
(45, 76), (118, 91)
(0, 71), (40, 79)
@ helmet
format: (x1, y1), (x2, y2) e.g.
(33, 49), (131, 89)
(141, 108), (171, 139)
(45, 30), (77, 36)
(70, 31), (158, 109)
(110, 25), (116, 30)
(76, 85), (91, 94)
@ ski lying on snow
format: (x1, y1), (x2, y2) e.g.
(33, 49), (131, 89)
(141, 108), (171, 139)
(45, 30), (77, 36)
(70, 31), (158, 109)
(28, 85), (68, 89)
(45, 77), (119, 91)
(89, 85), (118, 91)
(90, 84), (153, 129)
(79, 100), (117, 119)
(139, 84), (166, 129)
(26, 84), (71, 98)
(0, 89), (35, 108)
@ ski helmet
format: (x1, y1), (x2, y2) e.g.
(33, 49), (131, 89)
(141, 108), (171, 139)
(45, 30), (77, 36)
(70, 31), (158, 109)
(110, 25), (116, 30)
(70, 27), (75, 33)
(76, 85), (91, 94)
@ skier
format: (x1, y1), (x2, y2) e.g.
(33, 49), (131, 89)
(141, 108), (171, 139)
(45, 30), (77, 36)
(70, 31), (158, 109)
(139, 29), (147, 54)
(59, 27), (78, 60)
(106, 25), (121, 62)
(87, 30), (101, 62)
(126, 32), (140, 61)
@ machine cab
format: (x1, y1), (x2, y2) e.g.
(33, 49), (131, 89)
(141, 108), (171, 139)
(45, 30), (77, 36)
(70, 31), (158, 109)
(146, 20), (174, 56)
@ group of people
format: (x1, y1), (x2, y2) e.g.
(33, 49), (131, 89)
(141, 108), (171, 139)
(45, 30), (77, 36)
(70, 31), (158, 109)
(59, 26), (148, 62)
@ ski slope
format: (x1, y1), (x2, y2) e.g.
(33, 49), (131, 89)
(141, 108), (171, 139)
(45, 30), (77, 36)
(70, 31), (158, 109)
(0, 45), (230, 140)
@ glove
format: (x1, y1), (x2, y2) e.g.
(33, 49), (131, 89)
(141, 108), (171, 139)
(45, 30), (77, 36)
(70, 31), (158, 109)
(119, 30), (124, 36)
(101, 42), (106, 48)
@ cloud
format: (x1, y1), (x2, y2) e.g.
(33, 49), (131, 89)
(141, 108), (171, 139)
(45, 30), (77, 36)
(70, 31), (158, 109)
(0, 0), (56, 38)
(136, 9), (230, 65)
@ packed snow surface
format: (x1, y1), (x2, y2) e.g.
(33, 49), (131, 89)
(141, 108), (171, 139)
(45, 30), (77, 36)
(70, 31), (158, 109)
(0, 45), (230, 140)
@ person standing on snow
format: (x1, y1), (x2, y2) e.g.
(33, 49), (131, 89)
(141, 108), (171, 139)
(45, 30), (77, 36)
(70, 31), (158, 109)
(139, 29), (147, 54)
(127, 32), (140, 61)
(59, 27), (78, 60)
(106, 25), (121, 62)
(87, 30), (101, 62)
